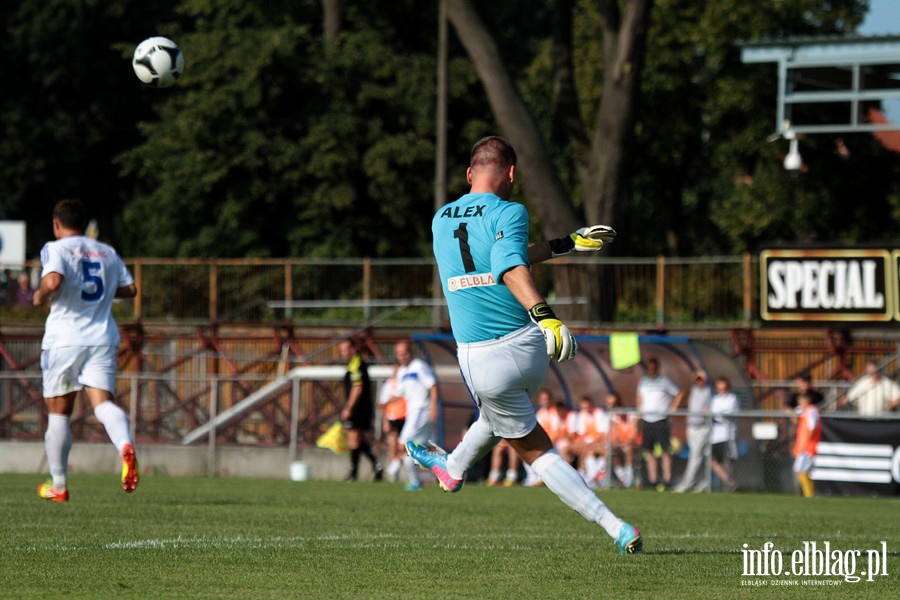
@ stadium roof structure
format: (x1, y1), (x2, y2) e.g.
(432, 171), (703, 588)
(412, 332), (754, 448)
(741, 34), (900, 136)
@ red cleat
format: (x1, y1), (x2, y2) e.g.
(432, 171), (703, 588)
(38, 481), (69, 502)
(121, 443), (139, 493)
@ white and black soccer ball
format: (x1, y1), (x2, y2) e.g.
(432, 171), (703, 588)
(132, 36), (184, 88)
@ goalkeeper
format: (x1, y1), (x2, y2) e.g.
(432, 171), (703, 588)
(407, 135), (642, 555)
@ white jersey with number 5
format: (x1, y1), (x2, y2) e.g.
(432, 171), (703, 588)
(39, 235), (134, 349)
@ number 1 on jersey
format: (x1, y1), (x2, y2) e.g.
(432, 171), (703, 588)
(453, 223), (476, 273)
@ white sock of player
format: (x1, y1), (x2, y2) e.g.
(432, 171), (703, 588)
(93, 401), (132, 453)
(523, 462), (540, 486)
(403, 455), (420, 486)
(447, 416), (499, 480)
(45, 414), (72, 490)
(505, 469), (518, 482)
(387, 458), (402, 477)
(531, 449), (623, 539)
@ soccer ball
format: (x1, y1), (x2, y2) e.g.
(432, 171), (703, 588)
(132, 37), (184, 88)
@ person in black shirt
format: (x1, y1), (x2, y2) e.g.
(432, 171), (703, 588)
(786, 372), (824, 410)
(339, 338), (383, 481)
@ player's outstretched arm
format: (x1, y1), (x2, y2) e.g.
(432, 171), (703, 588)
(528, 225), (617, 264)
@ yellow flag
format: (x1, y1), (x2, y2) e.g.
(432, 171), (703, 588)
(610, 332), (641, 370)
(315, 421), (349, 455)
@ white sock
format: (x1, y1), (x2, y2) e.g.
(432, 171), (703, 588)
(505, 469), (518, 482)
(45, 414), (72, 490)
(523, 463), (541, 486)
(447, 416), (499, 480)
(387, 458), (401, 477)
(403, 455), (420, 485)
(488, 469), (501, 482)
(93, 401), (132, 453)
(531, 450), (623, 539)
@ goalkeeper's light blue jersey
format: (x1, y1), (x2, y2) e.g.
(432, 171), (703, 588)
(432, 192), (531, 343)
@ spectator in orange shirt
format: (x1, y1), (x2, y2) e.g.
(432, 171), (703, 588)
(567, 395), (610, 488)
(793, 391), (821, 498)
(378, 367), (406, 481)
(526, 389), (569, 487)
(605, 392), (636, 488)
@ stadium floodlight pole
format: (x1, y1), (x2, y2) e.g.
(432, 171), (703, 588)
(433, 0), (448, 329)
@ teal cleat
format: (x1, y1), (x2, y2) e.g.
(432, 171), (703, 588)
(616, 523), (643, 555)
(405, 441), (464, 493)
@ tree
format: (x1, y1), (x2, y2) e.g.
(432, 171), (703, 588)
(117, 1), (452, 258)
(0, 0), (181, 255)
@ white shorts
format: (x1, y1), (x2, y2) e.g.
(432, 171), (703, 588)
(457, 325), (548, 439)
(41, 346), (118, 397)
(793, 453), (813, 474)
(398, 404), (433, 445)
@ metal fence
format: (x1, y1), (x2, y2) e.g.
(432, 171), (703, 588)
(2, 253), (756, 328)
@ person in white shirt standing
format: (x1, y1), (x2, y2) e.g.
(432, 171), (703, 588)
(673, 370), (712, 493)
(709, 377), (739, 492)
(635, 357), (684, 491)
(33, 199), (139, 502)
(393, 340), (439, 491)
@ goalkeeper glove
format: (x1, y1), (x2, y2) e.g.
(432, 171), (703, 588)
(528, 302), (577, 363)
(549, 225), (617, 258)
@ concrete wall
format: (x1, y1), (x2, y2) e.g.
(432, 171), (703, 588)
(0, 441), (385, 481)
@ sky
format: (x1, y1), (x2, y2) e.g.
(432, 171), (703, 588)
(858, 0), (900, 35)
(858, 0), (900, 121)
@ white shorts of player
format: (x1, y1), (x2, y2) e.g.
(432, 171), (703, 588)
(793, 452), (814, 474)
(41, 345), (118, 397)
(457, 324), (548, 439)
(398, 404), (433, 446)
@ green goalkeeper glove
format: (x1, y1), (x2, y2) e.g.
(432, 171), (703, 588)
(549, 225), (617, 258)
(528, 302), (577, 363)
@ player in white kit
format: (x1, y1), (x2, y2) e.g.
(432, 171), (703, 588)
(34, 199), (139, 502)
(392, 340), (438, 491)
(406, 136), (642, 555)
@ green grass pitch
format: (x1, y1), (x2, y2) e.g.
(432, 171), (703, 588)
(1, 473), (897, 599)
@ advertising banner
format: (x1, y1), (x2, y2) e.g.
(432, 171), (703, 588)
(760, 247), (897, 325)
(811, 417), (900, 496)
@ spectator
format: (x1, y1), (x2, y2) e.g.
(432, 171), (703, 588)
(793, 391), (821, 497)
(15, 271), (35, 307)
(486, 440), (520, 486)
(709, 377), (739, 493)
(636, 357), (684, 491)
(839, 360), (900, 415)
(566, 395), (610, 488)
(673, 370), (712, 493)
(377, 367), (406, 481)
(605, 391), (637, 488)
(785, 372), (824, 411)
(526, 390), (569, 487)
